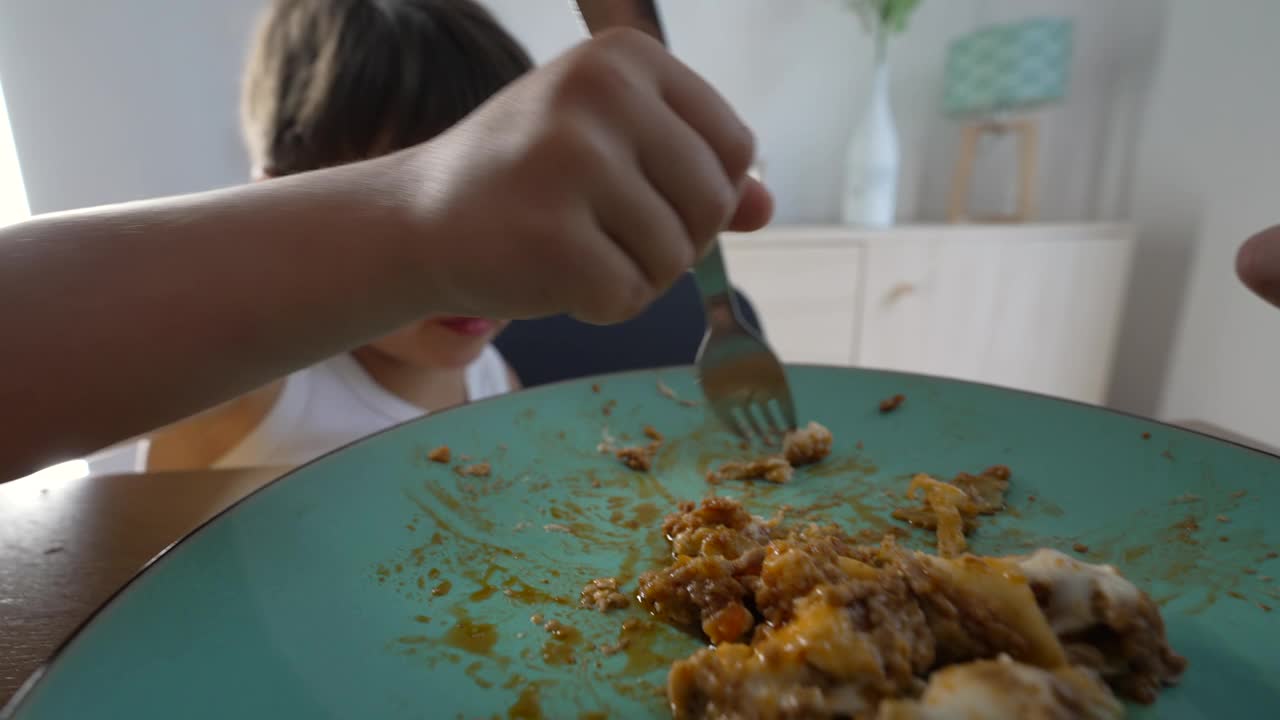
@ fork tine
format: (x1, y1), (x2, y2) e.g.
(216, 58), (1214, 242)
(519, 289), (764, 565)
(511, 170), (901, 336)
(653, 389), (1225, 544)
(741, 405), (775, 447)
(710, 403), (749, 442)
(774, 392), (799, 432)
(762, 401), (788, 441)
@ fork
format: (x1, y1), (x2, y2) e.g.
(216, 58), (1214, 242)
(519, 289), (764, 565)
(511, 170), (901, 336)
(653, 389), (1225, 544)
(572, 0), (798, 445)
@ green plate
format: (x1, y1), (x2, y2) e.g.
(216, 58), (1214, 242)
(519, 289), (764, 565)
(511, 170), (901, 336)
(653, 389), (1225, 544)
(4, 367), (1278, 719)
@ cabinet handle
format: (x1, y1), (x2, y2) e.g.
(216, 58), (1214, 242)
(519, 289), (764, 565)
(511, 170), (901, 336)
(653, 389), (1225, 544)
(882, 282), (916, 306)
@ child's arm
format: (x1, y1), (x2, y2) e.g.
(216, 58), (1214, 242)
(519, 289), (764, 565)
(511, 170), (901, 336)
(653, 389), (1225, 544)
(0, 31), (771, 481)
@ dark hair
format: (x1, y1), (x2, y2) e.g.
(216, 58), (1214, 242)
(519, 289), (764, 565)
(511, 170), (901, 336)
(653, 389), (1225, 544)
(241, 0), (533, 176)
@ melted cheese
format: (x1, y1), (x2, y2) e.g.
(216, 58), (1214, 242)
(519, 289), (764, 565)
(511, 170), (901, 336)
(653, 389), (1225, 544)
(875, 655), (1123, 720)
(1014, 549), (1141, 635)
(922, 554), (1068, 668)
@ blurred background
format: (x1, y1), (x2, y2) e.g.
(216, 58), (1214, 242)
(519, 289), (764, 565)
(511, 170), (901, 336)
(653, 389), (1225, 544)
(0, 0), (1276, 449)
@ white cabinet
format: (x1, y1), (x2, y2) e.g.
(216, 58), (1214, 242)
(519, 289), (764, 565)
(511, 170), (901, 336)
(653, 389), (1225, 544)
(721, 224), (1134, 404)
(723, 244), (862, 366)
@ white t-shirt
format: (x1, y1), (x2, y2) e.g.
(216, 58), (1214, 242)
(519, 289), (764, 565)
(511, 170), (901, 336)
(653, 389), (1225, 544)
(200, 345), (510, 468)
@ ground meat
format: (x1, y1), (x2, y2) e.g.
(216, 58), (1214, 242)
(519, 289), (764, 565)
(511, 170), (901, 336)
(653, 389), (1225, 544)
(638, 496), (1183, 719)
(707, 456), (794, 484)
(705, 422), (833, 485)
(426, 446), (451, 463)
(580, 577), (629, 612)
(879, 394), (906, 413)
(1016, 549), (1187, 704)
(612, 425), (665, 472)
(783, 422), (833, 466)
(617, 445), (657, 472)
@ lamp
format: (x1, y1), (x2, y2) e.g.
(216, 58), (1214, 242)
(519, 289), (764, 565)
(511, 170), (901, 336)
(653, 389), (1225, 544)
(942, 18), (1073, 222)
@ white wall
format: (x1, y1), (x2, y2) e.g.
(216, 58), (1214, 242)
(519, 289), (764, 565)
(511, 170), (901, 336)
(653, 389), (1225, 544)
(484, 0), (1166, 225)
(0, 0), (1164, 225)
(0, 0), (263, 213)
(1121, 0), (1280, 445)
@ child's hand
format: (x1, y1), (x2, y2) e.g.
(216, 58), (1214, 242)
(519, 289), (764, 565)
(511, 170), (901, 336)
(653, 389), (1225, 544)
(1238, 225), (1280, 308)
(398, 29), (773, 325)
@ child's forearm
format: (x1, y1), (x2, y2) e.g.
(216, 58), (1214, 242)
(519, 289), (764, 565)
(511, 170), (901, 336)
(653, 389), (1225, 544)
(0, 155), (427, 479)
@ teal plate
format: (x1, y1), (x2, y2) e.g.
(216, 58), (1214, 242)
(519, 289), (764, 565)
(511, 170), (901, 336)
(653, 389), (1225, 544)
(4, 367), (1279, 719)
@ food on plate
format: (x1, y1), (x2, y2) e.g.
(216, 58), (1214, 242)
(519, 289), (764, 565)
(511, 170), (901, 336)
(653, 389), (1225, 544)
(426, 445), (451, 463)
(879, 394), (906, 413)
(875, 654), (1123, 719)
(707, 422), (833, 484)
(580, 577), (629, 612)
(612, 425), (666, 472)
(891, 466), (1010, 557)
(635, 494), (1183, 719)
(455, 462), (490, 477)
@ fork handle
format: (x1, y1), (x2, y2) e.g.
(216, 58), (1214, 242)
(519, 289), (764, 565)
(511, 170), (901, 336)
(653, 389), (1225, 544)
(692, 240), (743, 330)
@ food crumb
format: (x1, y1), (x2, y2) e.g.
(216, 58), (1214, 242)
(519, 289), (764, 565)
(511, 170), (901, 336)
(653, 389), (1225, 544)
(590, 477), (602, 488)
(516, 632), (526, 639)
(1171, 493), (1202, 504)
(656, 379), (701, 407)
(591, 383), (601, 394)
(1220, 536), (1231, 543)
(1161, 449), (1175, 461)
(1027, 494), (1037, 503)
(616, 445), (655, 472)
(543, 524), (573, 534)
(598, 639), (628, 655)
(1227, 591), (1245, 600)
(1261, 603), (1273, 613)
(602, 399), (617, 416)
(878, 394), (906, 413)
(1073, 543), (1090, 554)
(612, 425), (664, 472)
(1217, 514), (1230, 523)
(580, 577), (629, 612)
(427, 446), (451, 463)
(456, 462), (490, 477)
(855, 440), (863, 450)
(1232, 490), (1248, 499)
(1243, 568), (1257, 575)
(1268, 551), (1279, 559)
(513, 520), (531, 532)
(530, 614), (544, 625)
(1142, 432), (1151, 440)
(1262, 576), (1274, 583)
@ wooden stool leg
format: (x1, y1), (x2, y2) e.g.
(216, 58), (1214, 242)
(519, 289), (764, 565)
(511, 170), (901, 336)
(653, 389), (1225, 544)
(948, 124), (981, 222)
(1015, 119), (1038, 222)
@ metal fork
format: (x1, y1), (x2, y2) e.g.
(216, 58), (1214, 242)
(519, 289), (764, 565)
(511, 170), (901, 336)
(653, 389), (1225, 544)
(573, 0), (798, 445)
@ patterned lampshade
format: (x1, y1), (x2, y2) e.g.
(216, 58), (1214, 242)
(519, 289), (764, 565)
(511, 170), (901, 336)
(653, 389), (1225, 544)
(943, 18), (1074, 116)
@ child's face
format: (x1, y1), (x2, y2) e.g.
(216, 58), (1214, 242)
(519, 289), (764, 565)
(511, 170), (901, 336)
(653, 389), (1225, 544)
(366, 316), (507, 370)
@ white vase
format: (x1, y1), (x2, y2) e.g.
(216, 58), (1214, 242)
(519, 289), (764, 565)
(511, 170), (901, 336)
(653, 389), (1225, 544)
(841, 47), (899, 227)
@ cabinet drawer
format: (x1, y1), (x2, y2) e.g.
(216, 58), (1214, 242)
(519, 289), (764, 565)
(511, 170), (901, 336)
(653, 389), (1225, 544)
(856, 237), (1132, 403)
(722, 246), (862, 365)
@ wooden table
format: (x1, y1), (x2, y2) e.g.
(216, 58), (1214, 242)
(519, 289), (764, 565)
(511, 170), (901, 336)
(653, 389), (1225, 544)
(0, 467), (284, 706)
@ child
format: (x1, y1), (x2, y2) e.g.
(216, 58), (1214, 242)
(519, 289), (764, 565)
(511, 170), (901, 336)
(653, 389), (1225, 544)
(145, 0), (533, 470)
(1, 24), (770, 482)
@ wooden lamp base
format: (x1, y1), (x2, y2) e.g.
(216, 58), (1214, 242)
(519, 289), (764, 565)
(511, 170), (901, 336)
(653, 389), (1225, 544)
(947, 118), (1038, 223)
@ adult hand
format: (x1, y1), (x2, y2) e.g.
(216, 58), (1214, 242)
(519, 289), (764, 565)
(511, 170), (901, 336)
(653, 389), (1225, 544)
(1237, 225), (1280, 308)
